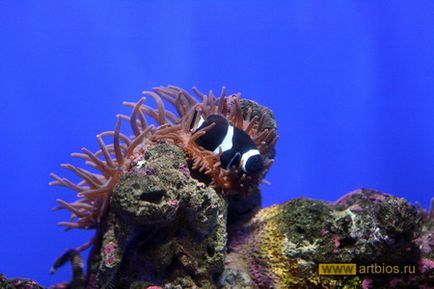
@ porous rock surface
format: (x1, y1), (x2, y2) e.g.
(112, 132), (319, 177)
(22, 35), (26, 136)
(90, 142), (228, 289)
(3, 94), (432, 288)
(0, 274), (44, 289)
(222, 189), (433, 289)
(2, 142), (433, 288)
(2, 185), (433, 288)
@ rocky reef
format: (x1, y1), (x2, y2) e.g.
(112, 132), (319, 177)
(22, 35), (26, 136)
(2, 180), (433, 289)
(88, 142), (228, 289)
(0, 274), (44, 289)
(1, 93), (432, 289)
(222, 189), (433, 289)
(2, 150), (432, 288)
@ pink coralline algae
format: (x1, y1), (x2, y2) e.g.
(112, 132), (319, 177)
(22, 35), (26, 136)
(320, 227), (329, 236)
(103, 242), (117, 255)
(388, 278), (402, 287)
(102, 241), (118, 267)
(144, 166), (156, 175)
(332, 235), (341, 248)
(419, 258), (434, 273)
(361, 278), (373, 289)
(179, 163), (191, 177)
(167, 199), (179, 207)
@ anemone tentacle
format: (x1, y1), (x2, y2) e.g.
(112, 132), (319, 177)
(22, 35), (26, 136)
(50, 86), (277, 251)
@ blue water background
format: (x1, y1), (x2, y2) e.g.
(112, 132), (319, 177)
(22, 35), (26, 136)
(1, 1), (433, 286)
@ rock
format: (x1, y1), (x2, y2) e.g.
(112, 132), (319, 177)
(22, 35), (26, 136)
(2, 189), (432, 288)
(90, 142), (228, 289)
(10, 89), (431, 288)
(222, 189), (433, 289)
(0, 274), (44, 289)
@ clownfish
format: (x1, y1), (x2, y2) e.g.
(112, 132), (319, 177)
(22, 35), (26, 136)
(190, 112), (264, 173)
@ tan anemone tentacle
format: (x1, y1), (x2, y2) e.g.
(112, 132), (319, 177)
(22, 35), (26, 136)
(143, 91), (168, 125)
(153, 87), (177, 107)
(55, 199), (89, 218)
(113, 115), (125, 167)
(168, 85), (197, 108)
(191, 86), (207, 102)
(128, 97), (146, 137)
(97, 131), (134, 149)
(50, 85), (276, 253)
(127, 125), (154, 156)
(60, 164), (101, 188)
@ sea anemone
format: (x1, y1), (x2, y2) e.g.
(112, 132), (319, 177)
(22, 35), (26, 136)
(50, 85), (277, 251)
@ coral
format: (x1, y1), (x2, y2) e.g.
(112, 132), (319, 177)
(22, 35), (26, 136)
(49, 86), (277, 253)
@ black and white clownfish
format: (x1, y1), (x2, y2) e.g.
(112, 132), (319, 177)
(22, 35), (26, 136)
(190, 112), (264, 173)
